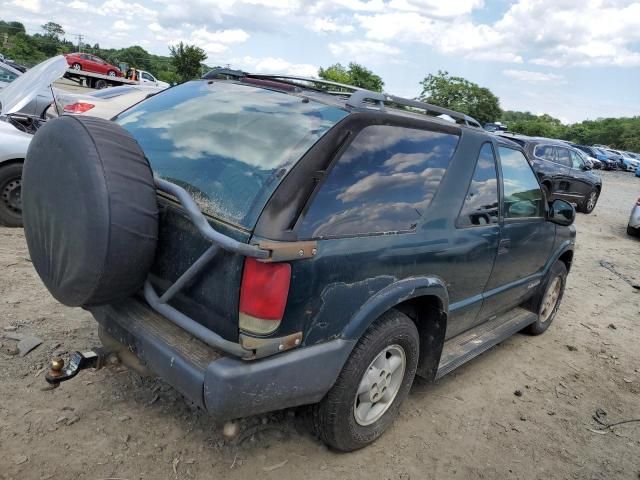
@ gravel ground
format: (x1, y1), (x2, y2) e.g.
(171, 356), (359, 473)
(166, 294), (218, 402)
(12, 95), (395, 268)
(0, 170), (639, 480)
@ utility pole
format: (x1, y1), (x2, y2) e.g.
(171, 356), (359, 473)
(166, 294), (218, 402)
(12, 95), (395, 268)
(74, 34), (84, 52)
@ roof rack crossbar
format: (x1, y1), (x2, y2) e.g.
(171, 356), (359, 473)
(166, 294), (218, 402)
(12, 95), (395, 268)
(346, 90), (386, 111)
(244, 74), (365, 93)
(382, 95), (470, 123)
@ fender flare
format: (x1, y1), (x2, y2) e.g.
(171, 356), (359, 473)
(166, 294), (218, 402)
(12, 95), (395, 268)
(341, 276), (449, 341)
(543, 240), (574, 276)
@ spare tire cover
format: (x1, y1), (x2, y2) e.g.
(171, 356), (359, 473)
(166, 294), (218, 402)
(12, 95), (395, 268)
(22, 115), (158, 307)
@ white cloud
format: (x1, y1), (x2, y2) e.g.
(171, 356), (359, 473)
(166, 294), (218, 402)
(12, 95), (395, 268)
(231, 56), (318, 77)
(67, 1), (89, 11)
(309, 17), (355, 34)
(11, 0), (41, 12)
(113, 20), (128, 31)
(503, 69), (565, 83)
(329, 40), (401, 60)
(387, 0), (483, 17)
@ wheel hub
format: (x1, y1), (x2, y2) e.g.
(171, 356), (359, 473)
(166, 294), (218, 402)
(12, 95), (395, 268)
(1, 177), (21, 214)
(353, 344), (406, 426)
(587, 192), (597, 210)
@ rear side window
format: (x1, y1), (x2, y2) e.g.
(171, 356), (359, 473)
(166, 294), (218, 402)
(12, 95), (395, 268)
(298, 125), (459, 239)
(534, 145), (555, 162)
(458, 143), (499, 227)
(499, 147), (544, 219)
(555, 147), (572, 167)
(116, 81), (347, 228)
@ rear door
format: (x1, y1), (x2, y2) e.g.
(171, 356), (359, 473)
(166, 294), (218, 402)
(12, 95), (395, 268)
(552, 147), (575, 198)
(479, 145), (555, 320)
(532, 144), (570, 195)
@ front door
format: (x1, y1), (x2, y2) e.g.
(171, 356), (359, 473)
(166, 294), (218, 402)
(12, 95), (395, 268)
(479, 145), (555, 320)
(569, 149), (594, 198)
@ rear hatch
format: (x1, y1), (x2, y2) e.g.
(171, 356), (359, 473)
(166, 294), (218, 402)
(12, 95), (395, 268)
(115, 80), (346, 341)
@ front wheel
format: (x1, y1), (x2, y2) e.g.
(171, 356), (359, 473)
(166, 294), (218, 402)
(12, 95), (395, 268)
(107, 70), (117, 77)
(311, 310), (419, 451)
(0, 163), (24, 228)
(578, 188), (598, 214)
(72, 62), (82, 71)
(524, 261), (567, 335)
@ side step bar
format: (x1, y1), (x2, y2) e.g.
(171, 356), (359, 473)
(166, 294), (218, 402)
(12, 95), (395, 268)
(436, 307), (537, 379)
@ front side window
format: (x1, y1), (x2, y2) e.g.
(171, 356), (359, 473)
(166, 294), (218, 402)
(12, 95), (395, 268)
(298, 125), (459, 239)
(116, 81), (347, 228)
(570, 150), (584, 169)
(458, 143), (499, 227)
(142, 72), (154, 81)
(499, 147), (544, 219)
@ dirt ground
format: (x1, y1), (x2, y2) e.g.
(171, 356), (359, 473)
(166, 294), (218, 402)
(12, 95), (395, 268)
(1, 170), (639, 480)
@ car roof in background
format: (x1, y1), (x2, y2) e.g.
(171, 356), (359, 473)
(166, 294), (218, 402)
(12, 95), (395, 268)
(89, 85), (140, 98)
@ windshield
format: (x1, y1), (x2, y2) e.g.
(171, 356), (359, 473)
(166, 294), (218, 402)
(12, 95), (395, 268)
(116, 81), (347, 228)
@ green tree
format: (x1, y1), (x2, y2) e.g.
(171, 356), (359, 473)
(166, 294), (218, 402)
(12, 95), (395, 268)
(41, 21), (64, 39)
(318, 62), (384, 92)
(419, 70), (501, 124)
(169, 42), (207, 82)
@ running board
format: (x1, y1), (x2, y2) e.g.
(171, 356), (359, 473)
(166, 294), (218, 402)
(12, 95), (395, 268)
(436, 307), (537, 379)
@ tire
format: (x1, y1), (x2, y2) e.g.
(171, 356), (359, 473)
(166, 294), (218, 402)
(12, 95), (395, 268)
(94, 79), (108, 89)
(0, 163), (24, 228)
(107, 70), (117, 77)
(22, 116), (158, 307)
(72, 62), (82, 71)
(311, 310), (419, 451)
(578, 188), (598, 214)
(628, 225), (639, 237)
(524, 261), (567, 335)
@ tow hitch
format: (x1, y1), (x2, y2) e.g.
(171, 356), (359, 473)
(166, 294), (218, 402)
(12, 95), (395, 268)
(45, 349), (111, 386)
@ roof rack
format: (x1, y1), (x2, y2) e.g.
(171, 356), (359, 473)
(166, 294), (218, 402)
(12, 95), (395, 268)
(216, 73), (481, 128)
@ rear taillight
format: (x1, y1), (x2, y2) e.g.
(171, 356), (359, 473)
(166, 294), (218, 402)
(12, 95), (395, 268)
(63, 102), (95, 113)
(239, 258), (291, 334)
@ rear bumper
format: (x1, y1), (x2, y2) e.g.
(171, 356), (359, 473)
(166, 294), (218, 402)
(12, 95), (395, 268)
(90, 298), (353, 420)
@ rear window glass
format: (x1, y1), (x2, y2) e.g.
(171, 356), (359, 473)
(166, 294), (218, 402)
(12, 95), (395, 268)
(116, 81), (347, 228)
(298, 125), (459, 239)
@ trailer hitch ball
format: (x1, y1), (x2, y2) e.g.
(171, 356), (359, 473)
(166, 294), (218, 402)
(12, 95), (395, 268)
(45, 349), (109, 386)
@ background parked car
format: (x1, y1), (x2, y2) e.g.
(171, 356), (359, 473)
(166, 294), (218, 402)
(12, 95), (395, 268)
(498, 134), (602, 213)
(50, 85), (166, 119)
(0, 60), (59, 120)
(618, 151), (640, 172)
(64, 52), (122, 77)
(572, 144), (606, 168)
(592, 147), (619, 170)
(604, 149), (625, 169)
(575, 148), (601, 169)
(0, 60), (21, 89)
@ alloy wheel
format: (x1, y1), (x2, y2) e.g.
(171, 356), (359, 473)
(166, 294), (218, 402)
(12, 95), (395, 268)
(353, 344), (406, 426)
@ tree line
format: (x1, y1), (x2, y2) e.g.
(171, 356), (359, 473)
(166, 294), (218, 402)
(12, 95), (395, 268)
(2, 19), (638, 151)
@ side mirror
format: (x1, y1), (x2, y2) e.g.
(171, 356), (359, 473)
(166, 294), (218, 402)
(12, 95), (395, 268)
(548, 199), (575, 226)
(581, 163), (591, 171)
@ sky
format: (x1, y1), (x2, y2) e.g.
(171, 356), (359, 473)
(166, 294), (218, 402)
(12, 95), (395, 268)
(3, 0), (640, 123)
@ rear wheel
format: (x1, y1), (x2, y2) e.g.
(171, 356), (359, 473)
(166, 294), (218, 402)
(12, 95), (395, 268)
(94, 79), (108, 89)
(311, 310), (419, 451)
(578, 188), (598, 214)
(72, 62), (82, 71)
(628, 225), (639, 237)
(524, 261), (567, 335)
(0, 163), (23, 228)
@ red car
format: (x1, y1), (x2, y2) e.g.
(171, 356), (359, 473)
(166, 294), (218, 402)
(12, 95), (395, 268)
(64, 53), (122, 77)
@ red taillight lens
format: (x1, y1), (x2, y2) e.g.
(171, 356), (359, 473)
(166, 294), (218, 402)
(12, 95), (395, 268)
(63, 102), (95, 113)
(239, 258), (291, 334)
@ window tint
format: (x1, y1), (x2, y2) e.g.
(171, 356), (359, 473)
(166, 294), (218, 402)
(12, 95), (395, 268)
(458, 143), (499, 227)
(569, 150), (584, 169)
(298, 125), (459, 238)
(117, 81), (347, 228)
(535, 145), (555, 162)
(555, 147), (572, 167)
(142, 72), (154, 81)
(499, 147), (544, 219)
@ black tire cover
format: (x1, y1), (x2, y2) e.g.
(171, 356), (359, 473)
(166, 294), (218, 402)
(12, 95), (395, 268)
(22, 116), (158, 307)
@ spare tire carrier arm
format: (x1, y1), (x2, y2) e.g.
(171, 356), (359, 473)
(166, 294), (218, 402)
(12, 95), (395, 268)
(143, 177), (316, 359)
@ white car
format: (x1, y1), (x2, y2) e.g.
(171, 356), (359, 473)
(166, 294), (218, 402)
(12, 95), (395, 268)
(51, 84), (166, 119)
(0, 56), (68, 227)
(628, 197), (640, 237)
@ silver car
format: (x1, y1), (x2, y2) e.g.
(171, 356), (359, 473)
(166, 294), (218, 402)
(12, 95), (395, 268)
(628, 197), (640, 237)
(0, 60), (57, 119)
